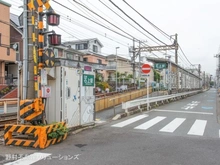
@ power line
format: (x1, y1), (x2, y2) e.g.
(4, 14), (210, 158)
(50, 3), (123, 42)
(98, 0), (161, 45)
(57, 24), (130, 55)
(52, 0), (134, 41)
(73, 0), (154, 50)
(57, 12), (129, 47)
(53, 0), (153, 52)
(122, 0), (172, 40)
(57, 26), (81, 40)
(85, 0), (143, 39)
(71, 0), (142, 42)
(67, 0), (108, 26)
(108, 0), (167, 45)
(179, 45), (192, 66)
(58, 23), (128, 50)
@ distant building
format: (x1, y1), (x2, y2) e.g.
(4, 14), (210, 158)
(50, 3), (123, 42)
(82, 53), (107, 81)
(63, 38), (107, 80)
(63, 38), (103, 54)
(0, 1), (17, 84)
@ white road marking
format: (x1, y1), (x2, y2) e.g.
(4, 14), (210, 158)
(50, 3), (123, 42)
(187, 120), (207, 136)
(111, 114), (148, 128)
(159, 118), (186, 133)
(4, 152), (51, 165)
(181, 101), (199, 110)
(134, 116), (166, 130)
(153, 109), (213, 115)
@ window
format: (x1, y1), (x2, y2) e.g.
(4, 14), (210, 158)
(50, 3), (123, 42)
(66, 87), (71, 99)
(83, 43), (88, 49)
(7, 48), (10, 56)
(108, 61), (114, 66)
(97, 59), (102, 64)
(93, 45), (98, 52)
(83, 58), (88, 62)
(66, 53), (73, 60)
(76, 43), (88, 50)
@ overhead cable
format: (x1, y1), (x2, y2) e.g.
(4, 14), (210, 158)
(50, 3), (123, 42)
(58, 12), (130, 47)
(52, 0), (134, 41)
(98, 0), (161, 46)
(179, 45), (192, 66)
(108, 0), (167, 45)
(122, 0), (172, 40)
(71, 0), (142, 42)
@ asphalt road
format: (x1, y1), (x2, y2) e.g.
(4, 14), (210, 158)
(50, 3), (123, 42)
(1, 88), (220, 165)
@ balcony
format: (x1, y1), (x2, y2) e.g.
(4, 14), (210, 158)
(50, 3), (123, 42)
(106, 65), (116, 71)
(0, 47), (16, 62)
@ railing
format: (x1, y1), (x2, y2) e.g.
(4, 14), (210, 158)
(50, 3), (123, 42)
(95, 87), (153, 112)
(105, 65), (116, 70)
(122, 90), (201, 112)
(0, 98), (18, 113)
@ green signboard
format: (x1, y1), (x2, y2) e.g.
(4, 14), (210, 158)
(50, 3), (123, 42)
(82, 74), (95, 86)
(154, 63), (168, 70)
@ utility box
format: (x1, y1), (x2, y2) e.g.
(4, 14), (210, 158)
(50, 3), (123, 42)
(45, 66), (95, 128)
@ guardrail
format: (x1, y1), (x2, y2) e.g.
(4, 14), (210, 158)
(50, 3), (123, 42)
(122, 90), (201, 113)
(0, 98), (18, 114)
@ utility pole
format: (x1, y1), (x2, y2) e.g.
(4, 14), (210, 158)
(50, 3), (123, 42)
(26, 2), (35, 99)
(198, 64), (201, 88)
(22, 0), (28, 99)
(138, 40), (141, 89)
(115, 47), (119, 92)
(165, 55), (171, 94)
(175, 33), (179, 92)
(132, 38), (136, 88)
(214, 54), (220, 88)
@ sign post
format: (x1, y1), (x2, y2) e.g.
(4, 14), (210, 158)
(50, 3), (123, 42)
(142, 63), (151, 110)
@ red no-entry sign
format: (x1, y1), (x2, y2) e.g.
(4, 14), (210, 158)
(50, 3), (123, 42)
(142, 63), (151, 74)
(46, 88), (50, 93)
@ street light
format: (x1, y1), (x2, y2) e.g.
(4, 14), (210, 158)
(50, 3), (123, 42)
(165, 55), (171, 94)
(115, 47), (120, 92)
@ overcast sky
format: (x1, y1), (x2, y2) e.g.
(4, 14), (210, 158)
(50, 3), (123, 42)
(8, 0), (220, 76)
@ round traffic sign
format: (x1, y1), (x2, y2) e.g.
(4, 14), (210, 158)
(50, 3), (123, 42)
(142, 63), (151, 74)
(46, 88), (50, 93)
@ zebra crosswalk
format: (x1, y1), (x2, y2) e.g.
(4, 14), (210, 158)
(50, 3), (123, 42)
(111, 115), (213, 137)
(159, 118), (186, 133)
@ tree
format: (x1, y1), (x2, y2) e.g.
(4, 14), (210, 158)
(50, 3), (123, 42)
(154, 70), (161, 82)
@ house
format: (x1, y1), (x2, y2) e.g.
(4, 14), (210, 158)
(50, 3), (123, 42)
(0, 1), (17, 85)
(83, 53), (107, 81)
(10, 13), (23, 61)
(63, 38), (103, 54)
(63, 38), (107, 80)
(51, 45), (106, 73)
(105, 54), (132, 82)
